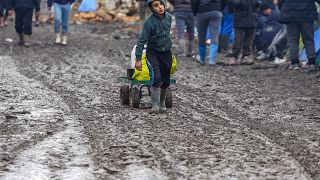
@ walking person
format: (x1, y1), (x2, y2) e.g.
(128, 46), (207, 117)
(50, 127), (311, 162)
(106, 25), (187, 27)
(279, 0), (320, 71)
(0, 0), (8, 27)
(7, 0), (40, 46)
(227, 0), (260, 65)
(135, 0), (173, 114)
(47, 0), (75, 45)
(168, 0), (195, 57)
(34, 2), (41, 27)
(191, 0), (226, 65)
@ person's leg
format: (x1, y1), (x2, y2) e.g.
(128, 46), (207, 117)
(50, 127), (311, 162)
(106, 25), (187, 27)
(54, 3), (62, 33)
(241, 28), (256, 65)
(146, 49), (161, 113)
(159, 50), (172, 113)
(242, 28), (256, 57)
(22, 8), (33, 35)
(208, 11), (222, 65)
(286, 23), (301, 66)
(61, 3), (71, 45)
(0, 1), (4, 26)
(14, 8), (24, 45)
(15, 9), (24, 34)
(185, 12), (195, 56)
(61, 3), (71, 33)
(53, 3), (62, 43)
(22, 8), (34, 46)
(300, 22), (316, 65)
(228, 27), (244, 65)
(175, 12), (187, 55)
(196, 12), (209, 64)
(3, 7), (8, 26)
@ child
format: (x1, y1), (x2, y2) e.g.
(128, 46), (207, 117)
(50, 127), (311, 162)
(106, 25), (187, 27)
(7, 0), (40, 46)
(135, 0), (173, 114)
(47, 0), (75, 45)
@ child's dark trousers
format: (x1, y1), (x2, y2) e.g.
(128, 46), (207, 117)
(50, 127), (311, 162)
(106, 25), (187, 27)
(146, 48), (172, 89)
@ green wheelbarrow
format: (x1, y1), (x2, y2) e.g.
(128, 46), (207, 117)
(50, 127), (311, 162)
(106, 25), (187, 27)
(118, 76), (176, 108)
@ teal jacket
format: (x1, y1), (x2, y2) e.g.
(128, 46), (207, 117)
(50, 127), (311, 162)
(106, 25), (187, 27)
(135, 11), (173, 61)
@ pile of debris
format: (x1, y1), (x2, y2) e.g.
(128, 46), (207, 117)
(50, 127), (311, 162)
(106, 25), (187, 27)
(38, 1), (140, 25)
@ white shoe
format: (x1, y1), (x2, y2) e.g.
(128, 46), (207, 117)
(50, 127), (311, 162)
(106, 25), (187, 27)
(55, 33), (61, 44)
(61, 35), (67, 46)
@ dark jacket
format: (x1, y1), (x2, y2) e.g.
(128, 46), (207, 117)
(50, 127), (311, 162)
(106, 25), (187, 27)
(48, 0), (75, 7)
(228, 0), (260, 28)
(278, 0), (320, 23)
(168, 0), (193, 13)
(8, 0), (40, 11)
(135, 11), (173, 60)
(191, 0), (226, 16)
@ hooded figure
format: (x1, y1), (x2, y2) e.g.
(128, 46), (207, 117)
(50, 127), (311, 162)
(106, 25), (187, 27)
(135, 0), (173, 114)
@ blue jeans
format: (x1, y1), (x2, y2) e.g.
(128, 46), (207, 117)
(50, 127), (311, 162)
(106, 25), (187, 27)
(54, 3), (71, 33)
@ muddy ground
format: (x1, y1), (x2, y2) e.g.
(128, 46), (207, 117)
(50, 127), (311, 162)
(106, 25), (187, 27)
(0, 19), (320, 180)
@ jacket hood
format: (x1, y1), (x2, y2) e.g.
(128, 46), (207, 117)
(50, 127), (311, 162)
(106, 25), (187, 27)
(147, 0), (166, 8)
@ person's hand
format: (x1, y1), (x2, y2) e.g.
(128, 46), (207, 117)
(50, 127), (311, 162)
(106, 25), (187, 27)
(35, 11), (40, 17)
(135, 60), (142, 71)
(8, 10), (13, 16)
(273, 0), (278, 4)
(47, 7), (51, 11)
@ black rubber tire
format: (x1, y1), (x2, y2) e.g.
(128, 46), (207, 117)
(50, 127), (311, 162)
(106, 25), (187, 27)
(120, 85), (130, 105)
(129, 87), (140, 108)
(165, 88), (173, 108)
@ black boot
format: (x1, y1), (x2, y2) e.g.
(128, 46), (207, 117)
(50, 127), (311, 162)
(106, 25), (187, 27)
(18, 34), (24, 45)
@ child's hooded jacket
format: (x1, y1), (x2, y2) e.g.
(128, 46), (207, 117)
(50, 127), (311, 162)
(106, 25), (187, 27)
(135, 0), (173, 61)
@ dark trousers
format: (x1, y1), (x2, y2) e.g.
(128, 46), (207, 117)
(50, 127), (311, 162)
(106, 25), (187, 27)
(175, 12), (195, 40)
(14, 8), (33, 35)
(232, 27), (256, 58)
(146, 49), (172, 89)
(286, 22), (316, 65)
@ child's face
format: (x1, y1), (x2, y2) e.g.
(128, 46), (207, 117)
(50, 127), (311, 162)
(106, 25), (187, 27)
(151, 1), (165, 16)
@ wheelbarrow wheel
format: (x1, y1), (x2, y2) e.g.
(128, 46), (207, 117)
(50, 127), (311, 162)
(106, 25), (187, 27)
(165, 88), (173, 108)
(129, 87), (140, 108)
(120, 85), (130, 105)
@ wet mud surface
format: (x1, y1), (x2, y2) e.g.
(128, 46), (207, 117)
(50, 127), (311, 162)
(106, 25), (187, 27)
(0, 21), (320, 179)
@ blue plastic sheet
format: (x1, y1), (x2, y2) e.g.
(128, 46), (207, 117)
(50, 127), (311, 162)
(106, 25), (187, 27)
(78, 0), (96, 12)
(299, 27), (320, 64)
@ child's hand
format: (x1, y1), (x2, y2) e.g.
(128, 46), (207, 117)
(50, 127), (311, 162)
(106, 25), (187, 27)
(8, 10), (13, 16)
(135, 60), (142, 71)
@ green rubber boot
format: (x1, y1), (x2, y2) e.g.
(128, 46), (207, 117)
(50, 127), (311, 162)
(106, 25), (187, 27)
(159, 88), (168, 113)
(150, 87), (160, 114)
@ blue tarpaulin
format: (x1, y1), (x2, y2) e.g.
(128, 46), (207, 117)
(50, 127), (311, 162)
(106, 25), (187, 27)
(299, 27), (320, 64)
(78, 0), (96, 12)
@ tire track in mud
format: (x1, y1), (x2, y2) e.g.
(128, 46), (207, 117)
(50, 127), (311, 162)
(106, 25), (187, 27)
(175, 61), (320, 179)
(27, 47), (312, 179)
(0, 56), (95, 179)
